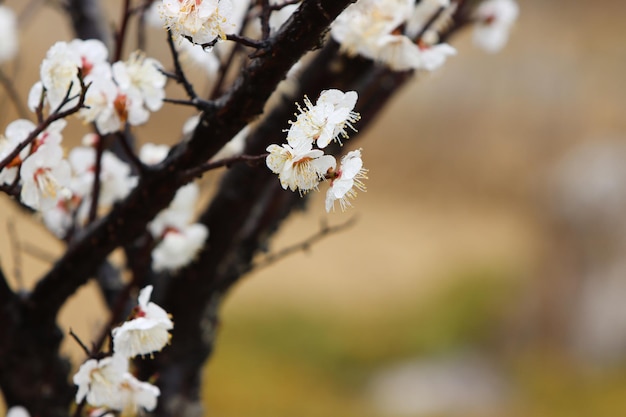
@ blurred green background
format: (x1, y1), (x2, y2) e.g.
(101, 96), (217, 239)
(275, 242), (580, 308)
(1, 0), (626, 416)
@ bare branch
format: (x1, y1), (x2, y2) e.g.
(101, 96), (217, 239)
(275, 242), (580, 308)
(251, 216), (358, 271)
(0, 68), (29, 119)
(113, 0), (133, 62)
(180, 153), (268, 182)
(68, 328), (91, 357)
(65, 0), (112, 44)
(166, 32), (200, 101)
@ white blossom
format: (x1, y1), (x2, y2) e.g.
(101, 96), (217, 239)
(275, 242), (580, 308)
(414, 42), (457, 71)
(112, 51), (167, 112)
(117, 374), (160, 414)
(149, 183), (200, 238)
(42, 192), (80, 238)
(473, 0), (519, 53)
(20, 144), (71, 210)
(266, 141), (336, 193)
(178, 39), (221, 76)
(325, 149), (368, 212)
(147, 182), (209, 272)
(288, 90), (360, 149)
(73, 355), (128, 408)
(0, 120), (35, 185)
(331, 0), (413, 65)
(160, 0), (236, 45)
(140, 143), (170, 165)
(69, 146), (138, 208)
(6, 406), (30, 417)
(152, 223), (209, 272)
(112, 285), (173, 358)
(331, 0), (456, 71)
(40, 40), (110, 111)
(0, 6), (18, 64)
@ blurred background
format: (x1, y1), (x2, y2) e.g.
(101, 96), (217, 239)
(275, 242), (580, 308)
(2, 0), (626, 416)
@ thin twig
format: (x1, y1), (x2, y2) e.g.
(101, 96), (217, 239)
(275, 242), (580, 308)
(260, 0), (271, 39)
(167, 31), (199, 100)
(0, 68), (29, 119)
(251, 216), (358, 271)
(210, 1), (255, 98)
(6, 220), (23, 290)
(162, 97), (213, 110)
(414, 5), (446, 42)
(114, 0), (133, 62)
(198, 34), (267, 51)
(181, 153), (268, 181)
(116, 131), (146, 174)
(69, 328), (91, 357)
(268, 0), (301, 11)
(0, 72), (90, 171)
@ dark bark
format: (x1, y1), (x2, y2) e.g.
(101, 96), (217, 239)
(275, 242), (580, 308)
(66, 0), (112, 44)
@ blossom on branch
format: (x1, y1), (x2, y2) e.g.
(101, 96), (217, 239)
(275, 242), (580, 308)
(74, 353), (161, 413)
(20, 144), (71, 211)
(112, 52), (167, 113)
(160, 0), (235, 45)
(69, 144), (138, 209)
(288, 90), (360, 149)
(148, 183), (209, 272)
(267, 89), (368, 211)
(266, 141), (336, 193)
(112, 285), (174, 358)
(73, 356), (128, 408)
(473, 0), (519, 53)
(331, 0), (457, 71)
(0, 120), (37, 186)
(39, 39), (109, 111)
(325, 149), (368, 212)
(152, 223), (209, 272)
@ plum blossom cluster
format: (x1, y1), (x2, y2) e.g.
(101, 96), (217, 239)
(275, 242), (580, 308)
(73, 286), (172, 415)
(0, 38), (164, 229)
(42, 134), (137, 237)
(332, 0), (519, 71)
(266, 89), (368, 212)
(142, 144), (209, 272)
(159, 0), (236, 45)
(29, 39), (166, 134)
(331, 0), (457, 71)
(0, 119), (71, 211)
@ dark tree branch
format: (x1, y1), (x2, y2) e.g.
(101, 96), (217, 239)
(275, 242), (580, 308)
(87, 135), (105, 224)
(251, 216), (358, 271)
(180, 153), (268, 182)
(0, 260), (13, 305)
(113, 0), (132, 62)
(65, 0), (112, 44)
(166, 32), (201, 101)
(0, 68), (29, 119)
